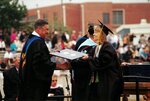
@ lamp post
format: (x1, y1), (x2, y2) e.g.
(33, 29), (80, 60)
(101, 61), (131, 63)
(81, 4), (85, 35)
(36, 3), (40, 19)
(61, 0), (66, 27)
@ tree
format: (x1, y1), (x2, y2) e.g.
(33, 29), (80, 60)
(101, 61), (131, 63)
(0, 0), (27, 33)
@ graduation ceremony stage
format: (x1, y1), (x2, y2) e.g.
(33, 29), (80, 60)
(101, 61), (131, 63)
(122, 63), (150, 101)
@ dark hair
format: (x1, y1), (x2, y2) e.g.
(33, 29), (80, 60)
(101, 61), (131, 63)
(34, 19), (48, 29)
(88, 23), (94, 35)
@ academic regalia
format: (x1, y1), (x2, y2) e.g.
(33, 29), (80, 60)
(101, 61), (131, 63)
(71, 47), (93, 101)
(86, 20), (123, 101)
(88, 42), (123, 101)
(71, 37), (96, 101)
(71, 23), (97, 101)
(18, 34), (56, 101)
(88, 22), (123, 101)
(74, 35), (88, 51)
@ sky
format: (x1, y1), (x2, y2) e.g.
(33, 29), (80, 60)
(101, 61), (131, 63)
(19, 0), (149, 9)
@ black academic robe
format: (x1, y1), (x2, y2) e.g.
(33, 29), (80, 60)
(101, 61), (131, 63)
(74, 35), (88, 51)
(71, 36), (95, 101)
(88, 42), (123, 101)
(3, 67), (19, 101)
(18, 35), (56, 101)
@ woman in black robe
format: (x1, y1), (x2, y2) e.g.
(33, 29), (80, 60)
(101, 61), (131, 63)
(82, 21), (123, 101)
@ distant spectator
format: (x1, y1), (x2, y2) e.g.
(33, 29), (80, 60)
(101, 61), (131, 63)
(55, 36), (66, 50)
(19, 31), (27, 42)
(14, 37), (22, 52)
(3, 53), (20, 101)
(48, 74), (64, 101)
(123, 46), (133, 62)
(129, 33), (136, 45)
(10, 41), (17, 53)
(139, 45), (149, 61)
(61, 32), (68, 43)
(52, 31), (58, 48)
(123, 33), (129, 47)
(0, 58), (6, 69)
(0, 38), (6, 51)
(4, 32), (11, 47)
(107, 34), (119, 49)
(4, 48), (14, 67)
(147, 37), (150, 51)
(139, 34), (146, 44)
(71, 30), (77, 41)
(10, 29), (17, 43)
(64, 32), (70, 41)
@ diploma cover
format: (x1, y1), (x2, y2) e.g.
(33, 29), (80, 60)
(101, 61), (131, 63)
(50, 49), (86, 60)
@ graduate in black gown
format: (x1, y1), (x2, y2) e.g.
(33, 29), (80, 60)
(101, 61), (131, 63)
(71, 23), (96, 101)
(82, 21), (123, 101)
(18, 19), (68, 101)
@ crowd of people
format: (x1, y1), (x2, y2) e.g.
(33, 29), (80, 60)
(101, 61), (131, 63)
(0, 19), (149, 101)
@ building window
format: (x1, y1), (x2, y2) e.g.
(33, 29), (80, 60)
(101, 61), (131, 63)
(113, 10), (123, 25)
(103, 13), (110, 24)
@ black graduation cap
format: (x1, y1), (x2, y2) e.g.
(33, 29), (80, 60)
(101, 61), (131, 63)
(98, 20), (114, 35)
(88, 23), (94, 35)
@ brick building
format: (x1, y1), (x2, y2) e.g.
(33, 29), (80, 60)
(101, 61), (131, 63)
(25, 2), (150, 35)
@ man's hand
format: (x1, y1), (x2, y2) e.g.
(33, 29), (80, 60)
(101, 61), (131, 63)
(56, 62), (70, 70)
(82, 54), (89, 60)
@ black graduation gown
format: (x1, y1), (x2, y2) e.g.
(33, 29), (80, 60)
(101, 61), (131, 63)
(88, 42), (123, 101)
(18, 35), (56, 101)
(3, 67), (19, 101)
(71, 36), (95, 101)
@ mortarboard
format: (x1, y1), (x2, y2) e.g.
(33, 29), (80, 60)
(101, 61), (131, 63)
(98, 20), (114, 35)
(88, 23), (94, 35)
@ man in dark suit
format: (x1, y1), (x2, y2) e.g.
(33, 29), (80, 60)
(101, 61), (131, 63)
(3, 54), (20, 101)
(18, 19), (68, 101)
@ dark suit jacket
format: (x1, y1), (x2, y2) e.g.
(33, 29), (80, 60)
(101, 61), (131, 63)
(3, 67), (19, 101)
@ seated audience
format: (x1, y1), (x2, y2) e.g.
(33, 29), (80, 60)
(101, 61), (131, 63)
(3, 53), (20, 101)
(48, 74), (64, 101)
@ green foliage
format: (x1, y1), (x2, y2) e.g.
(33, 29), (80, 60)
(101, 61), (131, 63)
(0, 0), (27, 33)
(49, 17), (71, 35)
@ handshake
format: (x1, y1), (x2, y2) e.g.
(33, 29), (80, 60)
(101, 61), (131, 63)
(51, 56), (71, 70)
